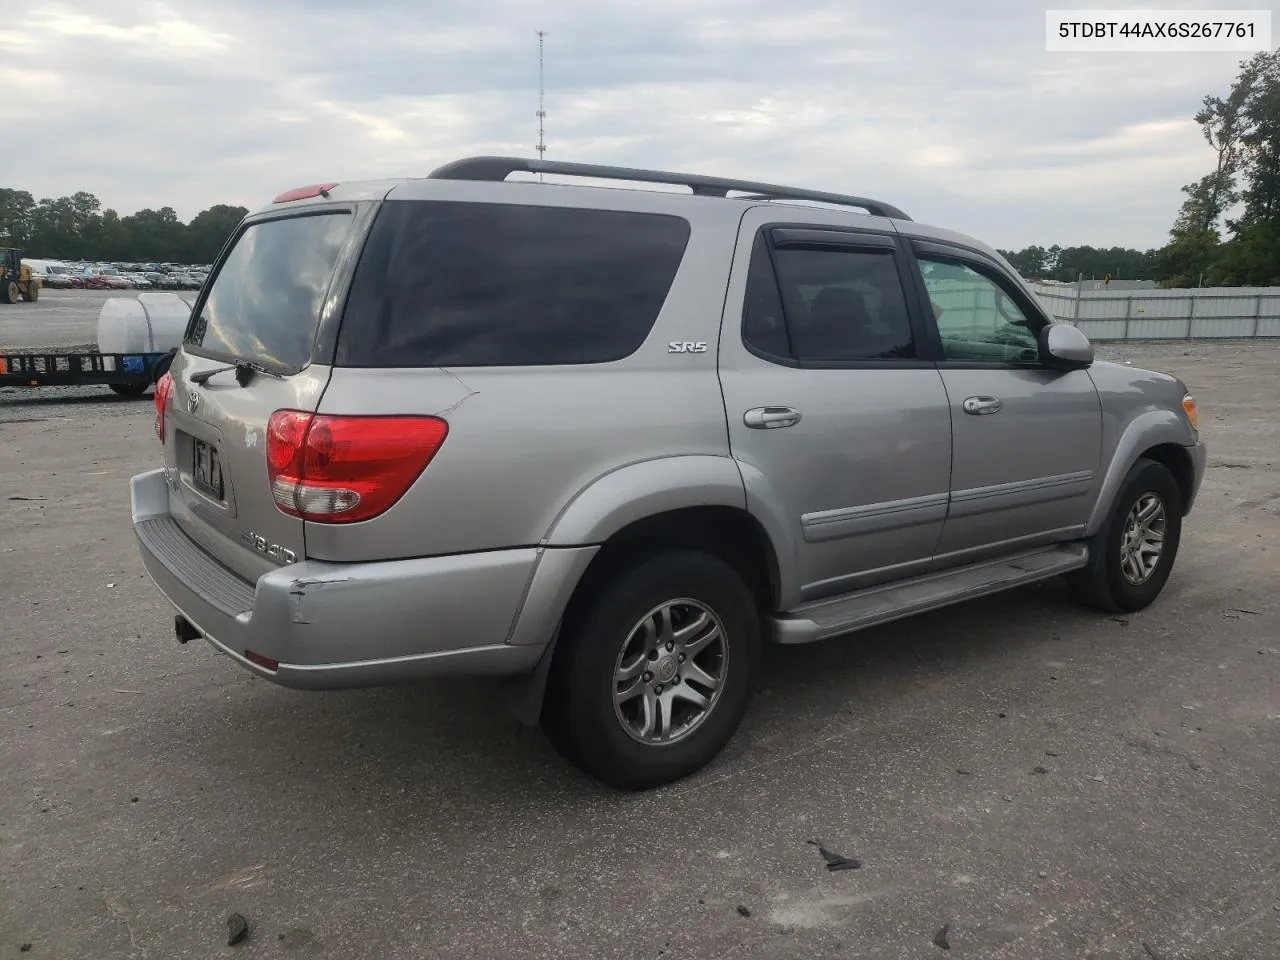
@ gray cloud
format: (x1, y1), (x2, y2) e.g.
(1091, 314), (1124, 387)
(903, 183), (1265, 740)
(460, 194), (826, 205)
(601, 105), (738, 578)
(2, 0), (1273, 249)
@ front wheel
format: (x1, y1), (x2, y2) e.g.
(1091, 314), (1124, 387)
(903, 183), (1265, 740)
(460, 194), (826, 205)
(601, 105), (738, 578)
(1069, 458), (1183, 612)
(542, 550), (762, 790)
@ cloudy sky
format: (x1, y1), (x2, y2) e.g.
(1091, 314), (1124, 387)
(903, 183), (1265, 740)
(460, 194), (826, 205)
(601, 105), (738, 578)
(2, 0), (1275, 249)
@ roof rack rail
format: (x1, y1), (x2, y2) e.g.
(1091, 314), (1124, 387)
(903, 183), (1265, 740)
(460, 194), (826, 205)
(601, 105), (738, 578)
(427, 156), (911, 221)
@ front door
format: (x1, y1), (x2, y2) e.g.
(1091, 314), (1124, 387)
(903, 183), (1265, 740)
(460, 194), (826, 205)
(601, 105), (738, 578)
(718, 211), (954, 606)
(909, 243), (1102, 559)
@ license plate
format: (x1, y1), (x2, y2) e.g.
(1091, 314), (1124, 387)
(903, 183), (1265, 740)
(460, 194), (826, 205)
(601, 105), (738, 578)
(192, 439), (224, 500)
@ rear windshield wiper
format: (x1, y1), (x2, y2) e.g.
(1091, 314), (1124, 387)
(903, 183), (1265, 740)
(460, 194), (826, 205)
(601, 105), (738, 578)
(189, 360), (281, 386)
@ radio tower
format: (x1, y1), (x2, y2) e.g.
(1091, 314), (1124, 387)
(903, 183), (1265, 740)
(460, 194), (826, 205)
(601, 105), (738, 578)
(536, 30), (547, 180)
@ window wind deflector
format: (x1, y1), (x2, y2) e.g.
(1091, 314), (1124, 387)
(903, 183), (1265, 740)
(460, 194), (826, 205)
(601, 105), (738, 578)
(770, 228), (897, 250)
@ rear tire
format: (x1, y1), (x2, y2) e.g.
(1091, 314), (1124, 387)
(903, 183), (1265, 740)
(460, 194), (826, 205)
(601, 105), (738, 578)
(542, 550), (762, 790)
(0, 281), (16, 304)
(1069, 458), (1183, 613)
(20, 282), (38, 302)
(109, 382), (150, 397)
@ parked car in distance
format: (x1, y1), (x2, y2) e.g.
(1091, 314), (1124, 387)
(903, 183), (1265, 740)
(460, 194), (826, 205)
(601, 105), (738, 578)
(130, 157), (1206, 790)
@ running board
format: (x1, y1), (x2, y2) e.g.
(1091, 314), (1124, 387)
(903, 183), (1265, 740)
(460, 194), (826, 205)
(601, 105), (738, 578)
(771, 543), (1089, 645)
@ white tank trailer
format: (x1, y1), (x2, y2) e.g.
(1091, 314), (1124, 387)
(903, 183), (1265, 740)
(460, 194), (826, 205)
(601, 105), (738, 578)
(0, 292), (195, 394)
(98, 292), (196, 360)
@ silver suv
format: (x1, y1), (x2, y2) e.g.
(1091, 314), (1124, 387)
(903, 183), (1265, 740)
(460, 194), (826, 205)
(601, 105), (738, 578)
(131, 157), (1206, 789)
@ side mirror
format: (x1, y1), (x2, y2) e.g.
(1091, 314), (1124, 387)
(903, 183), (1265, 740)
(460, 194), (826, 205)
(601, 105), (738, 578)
(1040, 322), (1093, 370)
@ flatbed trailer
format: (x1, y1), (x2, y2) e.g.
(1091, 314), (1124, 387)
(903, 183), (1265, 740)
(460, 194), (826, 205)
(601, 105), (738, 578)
(0, 349), (174, 395)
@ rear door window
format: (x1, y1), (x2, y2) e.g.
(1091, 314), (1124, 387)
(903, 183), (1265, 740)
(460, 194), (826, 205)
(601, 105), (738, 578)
(337, 201), (691, 367)
(744, 235), (917, 363)
(186, 211), (354, 371)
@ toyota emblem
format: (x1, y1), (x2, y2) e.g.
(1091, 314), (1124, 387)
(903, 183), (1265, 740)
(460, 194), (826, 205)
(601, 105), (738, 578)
(188, 390), (200, 413)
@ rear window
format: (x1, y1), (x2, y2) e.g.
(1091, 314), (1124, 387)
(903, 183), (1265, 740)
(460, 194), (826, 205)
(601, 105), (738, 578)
(336, 200), (691, 367)
(186, 212), (353, 370)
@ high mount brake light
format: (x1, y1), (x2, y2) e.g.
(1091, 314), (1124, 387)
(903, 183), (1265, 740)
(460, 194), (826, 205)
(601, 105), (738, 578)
(272, 182), (340, 204)
(265, 411), (449, 524)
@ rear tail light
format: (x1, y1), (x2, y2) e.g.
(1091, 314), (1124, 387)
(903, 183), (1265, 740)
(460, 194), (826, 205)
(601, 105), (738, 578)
(265, 411), (448, 524)
(154, 372), (174, 441)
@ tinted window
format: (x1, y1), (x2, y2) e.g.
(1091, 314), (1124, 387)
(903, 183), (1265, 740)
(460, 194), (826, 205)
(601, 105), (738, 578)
(337, 201), (691, 367)
(186, 212), (352, 370)
(742, 234), (791, 359)
(771, 246), (915, 361)
(917, 257), (1040, 363)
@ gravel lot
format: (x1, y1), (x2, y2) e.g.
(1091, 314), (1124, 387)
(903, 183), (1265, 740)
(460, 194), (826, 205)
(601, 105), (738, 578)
(0, 288), (134, 352)
(2, 338), (1278, 959)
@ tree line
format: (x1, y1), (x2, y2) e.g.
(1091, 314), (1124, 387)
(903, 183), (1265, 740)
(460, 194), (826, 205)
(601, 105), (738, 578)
(0, 188), (1172, 284)
(0, 188), (247, 265)
(995, 245), (1158, 283)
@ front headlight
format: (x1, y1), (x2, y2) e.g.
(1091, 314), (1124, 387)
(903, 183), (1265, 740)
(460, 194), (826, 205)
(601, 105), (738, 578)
(1182, 394), (1199, 431)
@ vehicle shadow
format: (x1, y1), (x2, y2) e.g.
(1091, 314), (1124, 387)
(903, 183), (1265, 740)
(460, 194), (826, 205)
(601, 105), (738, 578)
(150, 578), (1094, 823)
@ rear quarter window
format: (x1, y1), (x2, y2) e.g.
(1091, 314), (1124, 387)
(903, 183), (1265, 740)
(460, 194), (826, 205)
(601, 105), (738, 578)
(336, 200), (691, 367)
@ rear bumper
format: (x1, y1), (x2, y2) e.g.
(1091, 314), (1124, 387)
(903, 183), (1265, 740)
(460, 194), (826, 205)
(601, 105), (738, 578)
(130, 469), (593, 689)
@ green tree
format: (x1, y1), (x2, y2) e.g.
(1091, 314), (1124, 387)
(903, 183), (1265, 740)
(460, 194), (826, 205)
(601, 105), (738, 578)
(998, 244), (1051, 277)
(1158, 48), (1280, 286)
(186, 204), (249, 263)
(0, 187), (246, 263)
(0, 188), (35, 246)
(998, 244), (1157, 282)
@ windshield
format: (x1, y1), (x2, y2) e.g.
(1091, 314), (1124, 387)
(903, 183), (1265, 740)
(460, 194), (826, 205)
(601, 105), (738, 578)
(185, 211), (354, 371)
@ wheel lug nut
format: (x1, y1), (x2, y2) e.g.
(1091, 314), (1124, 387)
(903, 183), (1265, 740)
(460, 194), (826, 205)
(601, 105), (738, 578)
(666, 642), (674, 652)
(678, 653), (686, 662)
(643, 672), (653, 682)
(648, 651), (658, 661)
(655, 685), (663, 694)
(671, 676), (680, 685)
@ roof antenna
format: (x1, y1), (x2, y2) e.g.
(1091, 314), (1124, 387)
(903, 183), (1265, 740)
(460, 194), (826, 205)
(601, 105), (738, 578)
(536, 30), (547, 181)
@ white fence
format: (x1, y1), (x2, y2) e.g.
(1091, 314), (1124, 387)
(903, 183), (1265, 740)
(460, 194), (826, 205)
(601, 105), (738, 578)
(1029, 283), (1280, 341)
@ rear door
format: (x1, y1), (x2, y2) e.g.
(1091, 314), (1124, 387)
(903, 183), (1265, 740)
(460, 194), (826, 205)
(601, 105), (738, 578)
(163, 203), (374, 581)
(717, 210), (954, 605)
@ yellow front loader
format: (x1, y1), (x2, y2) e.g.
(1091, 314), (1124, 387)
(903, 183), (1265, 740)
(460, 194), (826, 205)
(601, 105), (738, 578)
(0, 248), (41, 303)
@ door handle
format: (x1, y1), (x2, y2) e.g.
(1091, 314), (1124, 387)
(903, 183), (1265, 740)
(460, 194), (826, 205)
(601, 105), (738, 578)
(962, 396), (1003, 416)
(744, 406), (802, 429)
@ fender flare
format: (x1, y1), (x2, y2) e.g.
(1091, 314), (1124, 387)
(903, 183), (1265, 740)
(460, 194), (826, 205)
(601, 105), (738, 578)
(1085, 409), (1197, 535)
(543, 455), (751, 545)
(543, 453), (802, 609)
(504, 455), (796, 727)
